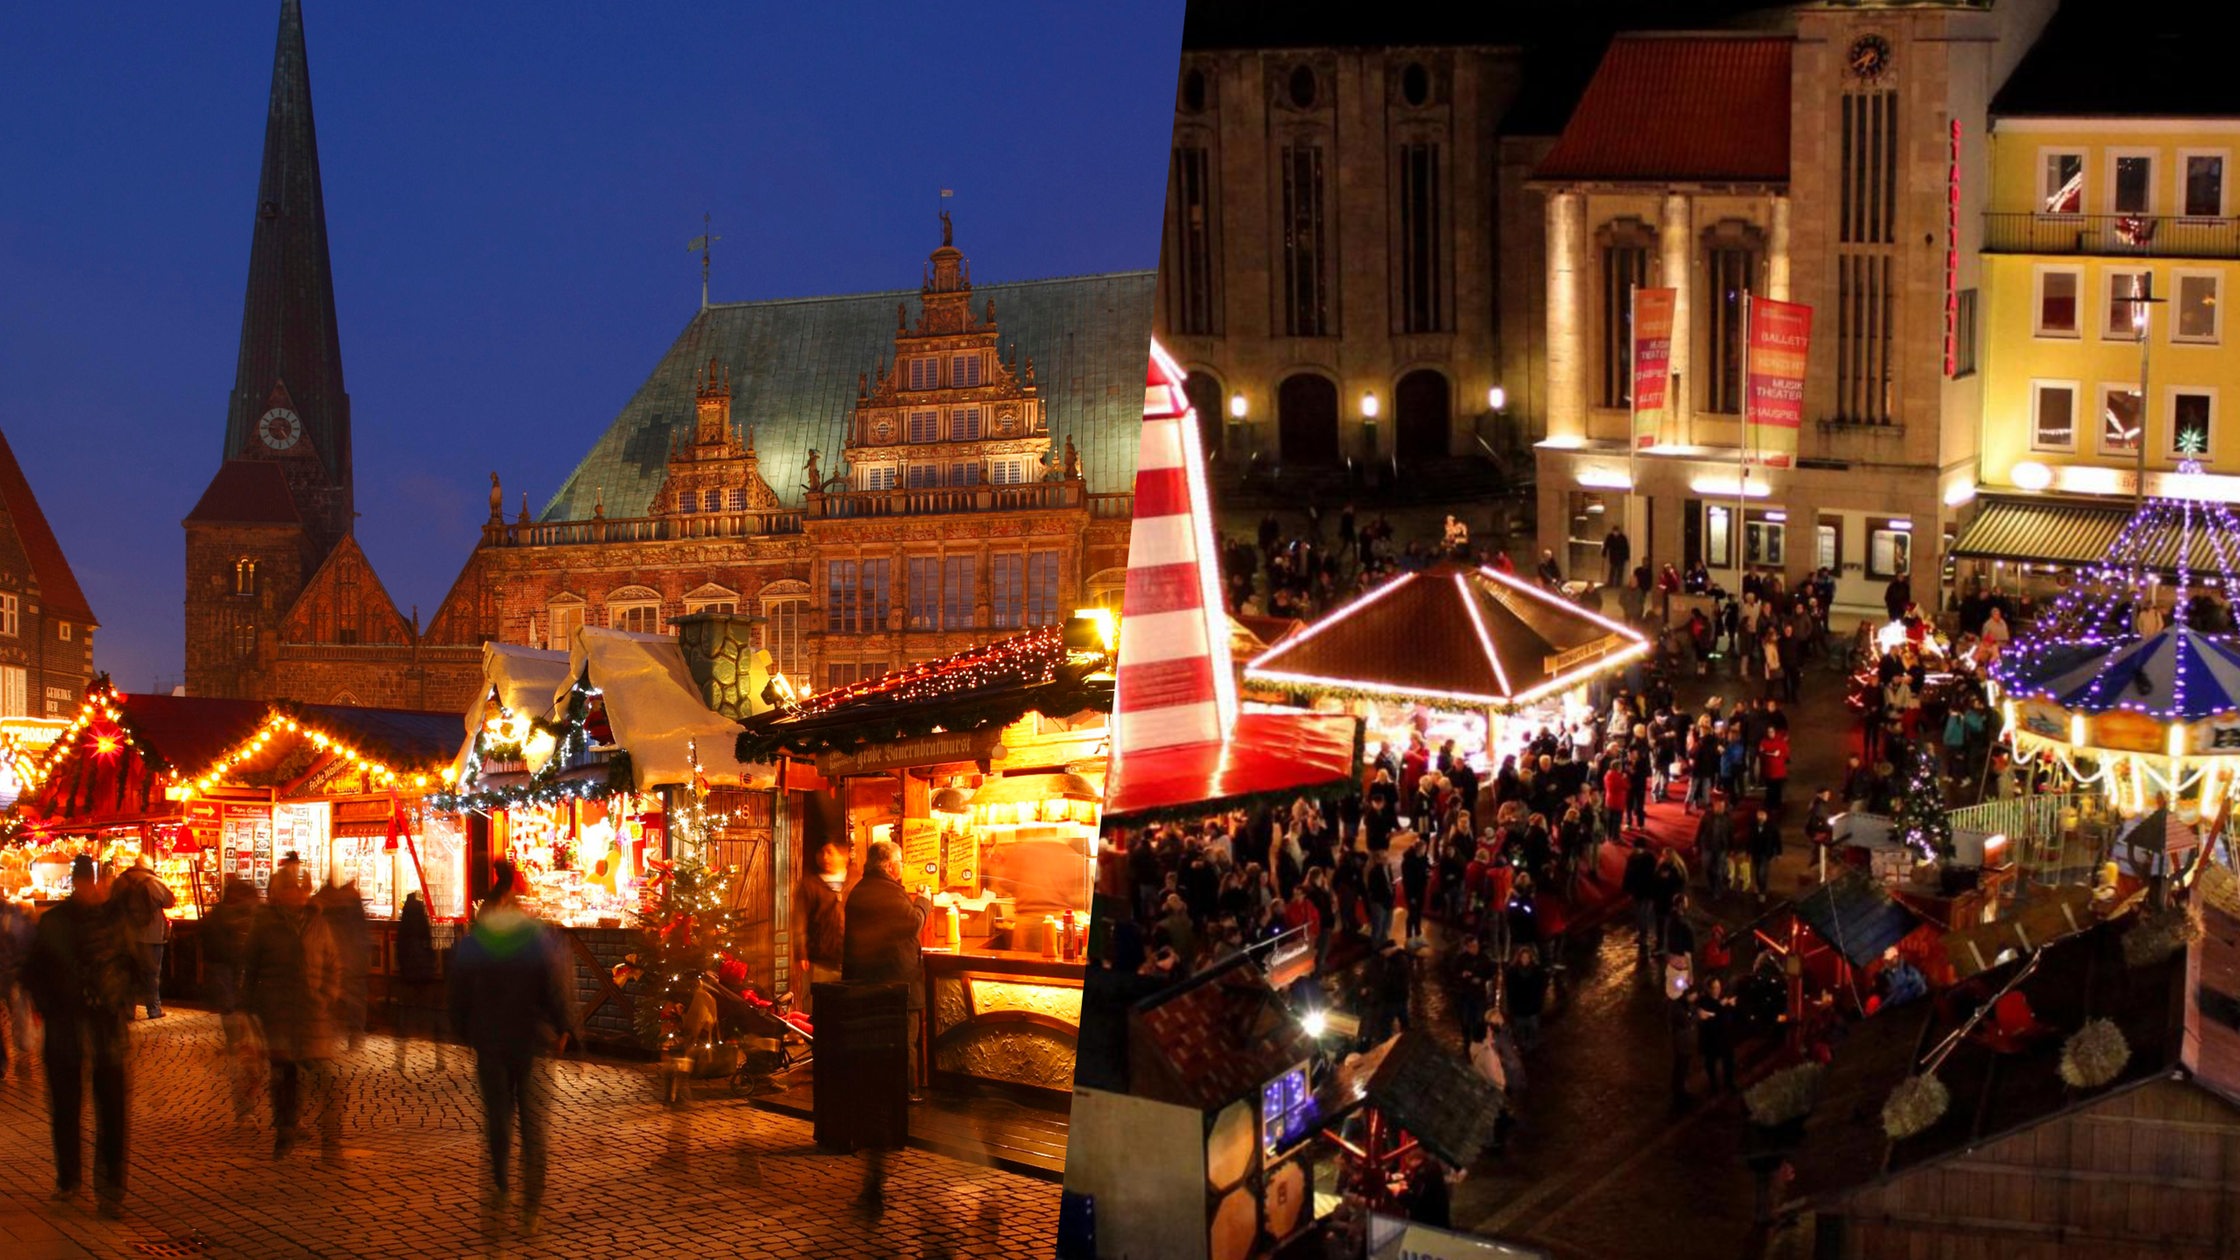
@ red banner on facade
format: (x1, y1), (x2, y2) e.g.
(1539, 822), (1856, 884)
(1746, 297), (1812, 468)
(1631, 288), (1675, 449)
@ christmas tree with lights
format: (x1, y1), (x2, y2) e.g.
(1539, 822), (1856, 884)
(1890, 742), (1952, 860)
(620, 855), (746, 1048)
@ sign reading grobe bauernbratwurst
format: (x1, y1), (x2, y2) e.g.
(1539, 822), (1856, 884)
(815, 728), (1004, 778)
(1746, 297), (1813, 469)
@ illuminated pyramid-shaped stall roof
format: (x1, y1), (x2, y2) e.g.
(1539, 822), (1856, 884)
(1244, 562), (1650, 709)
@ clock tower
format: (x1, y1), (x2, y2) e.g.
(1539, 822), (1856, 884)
(185, 0), (356, 698)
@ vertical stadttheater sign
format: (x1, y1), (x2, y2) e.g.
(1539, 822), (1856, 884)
(1746, 297), (1813, 469)
(1630, 288), (1676, 450)
(1945, 118), (1962, 376)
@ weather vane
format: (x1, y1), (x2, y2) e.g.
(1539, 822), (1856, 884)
(688, 212), (721, 310)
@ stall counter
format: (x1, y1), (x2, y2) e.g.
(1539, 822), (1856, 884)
(923, 948), (1082, 1103)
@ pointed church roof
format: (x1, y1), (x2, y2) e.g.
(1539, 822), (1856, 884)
(0, 427), (96, 625)
(184, 460), (302, 526)
(541, 269), (1154, 521)
(223, 0), (349, 494)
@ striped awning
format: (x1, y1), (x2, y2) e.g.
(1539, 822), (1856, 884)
(1951, 496), (2132, 567)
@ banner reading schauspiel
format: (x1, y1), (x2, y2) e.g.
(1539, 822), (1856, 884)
(1745, 296), (1812, 469)
(1630, 287), (1675, 450)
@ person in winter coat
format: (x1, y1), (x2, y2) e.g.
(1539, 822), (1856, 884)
(1759, 726), (1792, 816)
(1505, 946), (1549, 1048)
(108, 857), (175, 1020)
(313, 877), (370, 1050)
(1696, 798), (1734, 896)
(842, 841), (933, 1099)
(1448, 933), (1495, 1038)
(1697, 976), (1739, 1094)
(1651, 852), (1689, 953)
(1365, 856), (1398, 948)
(449, 859), (572, 1238)
(22, 856), (135, 1214)
(1622, 838), (1660, 963)
(1749, 811), (1784, 903)
(201, 877), (263, 1122)
(392, 891), (446, 1072)
(243, 859), (344, 1161)
(0, 894), (34, 1075)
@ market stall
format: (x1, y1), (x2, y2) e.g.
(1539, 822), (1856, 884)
(435, 626), (788, 1052)
(1241, 559), (1652, 789)
(7, 681), (463, 1000)
(740, 621), (1116, 1101)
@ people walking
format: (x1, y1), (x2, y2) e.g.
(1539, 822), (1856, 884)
(1697, 798), (1733, 898)
(202, 877), (262, 1123)
(842, 839), (932, 1216)
(21, 856), (134, 1215)
(449, 859), (571, 1238)
(0, 894), (35, 1075)
(392, 890), (445, 1071)
(242, 858), (343, 1163)
(795, 842), (848, 1017)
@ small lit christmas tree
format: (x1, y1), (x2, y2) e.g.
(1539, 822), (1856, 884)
(1890, 742), (1951, 860)
(621, 854), (745, 1047)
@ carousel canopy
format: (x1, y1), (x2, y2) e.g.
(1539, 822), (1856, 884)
(1244, 561), (1650, 707)
(1996, 625), (2240, 722)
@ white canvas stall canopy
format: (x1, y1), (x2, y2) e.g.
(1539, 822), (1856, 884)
(538, 627), (774, 790)
(447, 642), (575, 787)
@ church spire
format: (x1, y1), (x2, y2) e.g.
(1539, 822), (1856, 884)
(222, 0), (351, 546)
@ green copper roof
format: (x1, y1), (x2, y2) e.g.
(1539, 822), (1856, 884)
(543, 271), (1155, 522)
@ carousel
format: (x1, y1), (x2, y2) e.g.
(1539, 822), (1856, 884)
(1988, 452), (2240, 840)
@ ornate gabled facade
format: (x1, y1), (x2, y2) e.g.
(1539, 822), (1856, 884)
(0, 427), (97, 718)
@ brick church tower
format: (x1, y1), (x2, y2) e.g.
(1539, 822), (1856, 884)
(184, 0), (355, 698)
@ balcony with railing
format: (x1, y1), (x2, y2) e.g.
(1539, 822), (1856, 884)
(481, 480), (1127, 547)
(482, 508), (805, 548)
(1984, 212), (2240, 260)
(809, 479), (1095, 519)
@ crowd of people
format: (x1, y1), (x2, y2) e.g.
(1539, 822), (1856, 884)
(0, 853), (570, 1235)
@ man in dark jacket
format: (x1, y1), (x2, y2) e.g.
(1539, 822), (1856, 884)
(795, 842), (848, 1017)
(449, 860), (571, 1238)
(22, 856), (133, 1215)
(842, 840), (931, 1098)
(109, 857), (174, 1020)
(1622, 839), (1660, 963)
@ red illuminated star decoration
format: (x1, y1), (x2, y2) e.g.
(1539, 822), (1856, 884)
(88, 725), (125, 759)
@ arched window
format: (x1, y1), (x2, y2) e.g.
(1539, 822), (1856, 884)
(606, 585), (664, 635)
(1184, 370), (1225, 457)
(1276, 372), (1340, 464)
(1395, 369), (1451, 462)
(1595, 218), (1657, 409)
(758, 580), (811, 680)
(234, 558), (259, 597)
(1701, 219), (1767, 415)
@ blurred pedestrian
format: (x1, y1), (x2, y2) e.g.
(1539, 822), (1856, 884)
(243, 858), (343, 1162)
(22, 856), (134, 1215)
(393, 890), (445, 1072)
(842, 839), (931, 1216)
(449, 859), (571, 1239)
(109, 856), (175, 1020)
(795, 842), (848, 1018)
(202, 876), (262, 1124)
(314, 875), (369, 1050)
(0, 894), (34, 1074)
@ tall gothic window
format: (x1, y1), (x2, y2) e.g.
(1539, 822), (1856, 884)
(1280, 144), (1329, 337)
(1167, 145), (1219, 335)
(1837, 90), (1899, 424)
(1703, 226), (1761, 416)
(1398, 142), (1444, 333)
(1597, 220), (1654, 409)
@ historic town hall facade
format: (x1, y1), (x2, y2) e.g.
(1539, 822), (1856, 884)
(184, 1), (1146, 712)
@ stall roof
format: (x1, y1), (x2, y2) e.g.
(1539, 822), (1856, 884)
(1244, 562), (1650, 708)
(1128, 951), (1318, 1114)
(558, 627), (765, 791)
(116, 694), (271, 775)
(739, 625), (1112, 761)
(1792, 870), (1919, 968)
(1785, 905), (2240, 1210)
(1104, 710), (1361, 823)
(448, 642), (577, 786)
(283, 704), (463, 776)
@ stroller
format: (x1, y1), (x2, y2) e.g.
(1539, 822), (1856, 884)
(658, 973), (815, 1105)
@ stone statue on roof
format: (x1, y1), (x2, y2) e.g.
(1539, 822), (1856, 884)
(803, 448), (822, 496)
(1063, 435), (1080, 480)
(941, 208), (953, 247)
(489, 471), (503, 520)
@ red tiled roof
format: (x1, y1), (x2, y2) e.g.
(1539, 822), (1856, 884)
(0, 426), (97, 625)
(1534, 36), (1791, 185)
(184, 459), (301, 526)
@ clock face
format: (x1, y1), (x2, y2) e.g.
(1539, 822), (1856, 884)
(1848, 35), (1890, 81)
(872, 418), (896, 443)
(259, 406), (303, 451)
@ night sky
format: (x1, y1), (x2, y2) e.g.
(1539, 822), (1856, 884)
(0, 1), (1183, 693)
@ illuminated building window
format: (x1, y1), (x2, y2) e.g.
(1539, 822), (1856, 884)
(1167, 144), (1218, 336)
(2111, 153), (2154, 215)
(2172, 389), (2216, 460)
(1, 665), (25, 716)
(2105, 270), (2148, 339)
(2100, 385), (2143, 455)
(2175, 272), (2221, 344)
(2184, 153), (2225, 218)
(1596, 219), (1653, 409)
(943, 556), (976, 631)
(907, 358), (938, 390)
(1398, 142), (1444, 334)
(907, 410), (939, 443)
(2030, 381), (2079, 453)
(234, 558), (259, 597)
(1952, 289), (1978, 378)
(1280, 143), (1328, 337)
(760, 595), (807, 678)
(991, 554), (1023, 630)
(2035, 267), (2082, 338)
(2042, 151), (2085, 215)
(952, 354), (982, 387)
(1703, 225), (1761, 415)
(907, 556), (940, 631)
(1027, 551), (1060, 626)
(947, 462), (980, 487)
(906, 463), (940, 488)
(950, 406), (981, 440)
(0, 592), (16, 637)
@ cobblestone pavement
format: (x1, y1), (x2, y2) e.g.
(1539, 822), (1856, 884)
(0, 1013), (1057, 1259)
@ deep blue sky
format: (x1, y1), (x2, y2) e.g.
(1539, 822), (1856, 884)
(0, 2), (1182, 693)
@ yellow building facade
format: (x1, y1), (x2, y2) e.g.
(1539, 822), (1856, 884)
(1980, 120), (2240, 495)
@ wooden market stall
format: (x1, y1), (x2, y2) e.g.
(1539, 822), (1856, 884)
(436, 626), (791, 1054)
(739, 621), (1115, 1104)
(9, 680), (464, 1002)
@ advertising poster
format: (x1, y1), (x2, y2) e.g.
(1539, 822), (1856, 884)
(1745, 296), (1812, 468)
(1631, 287), (1676, 448)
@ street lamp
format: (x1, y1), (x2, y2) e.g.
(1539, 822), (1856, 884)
(1360, 390), (1381, 462)
(1229, 392), (1248, 421)
(1488, 385), (1507, 412)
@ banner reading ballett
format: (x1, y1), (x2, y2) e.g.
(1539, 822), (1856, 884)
(1630, 287), (1675, 450)
(1746, 296), (1812, 469)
